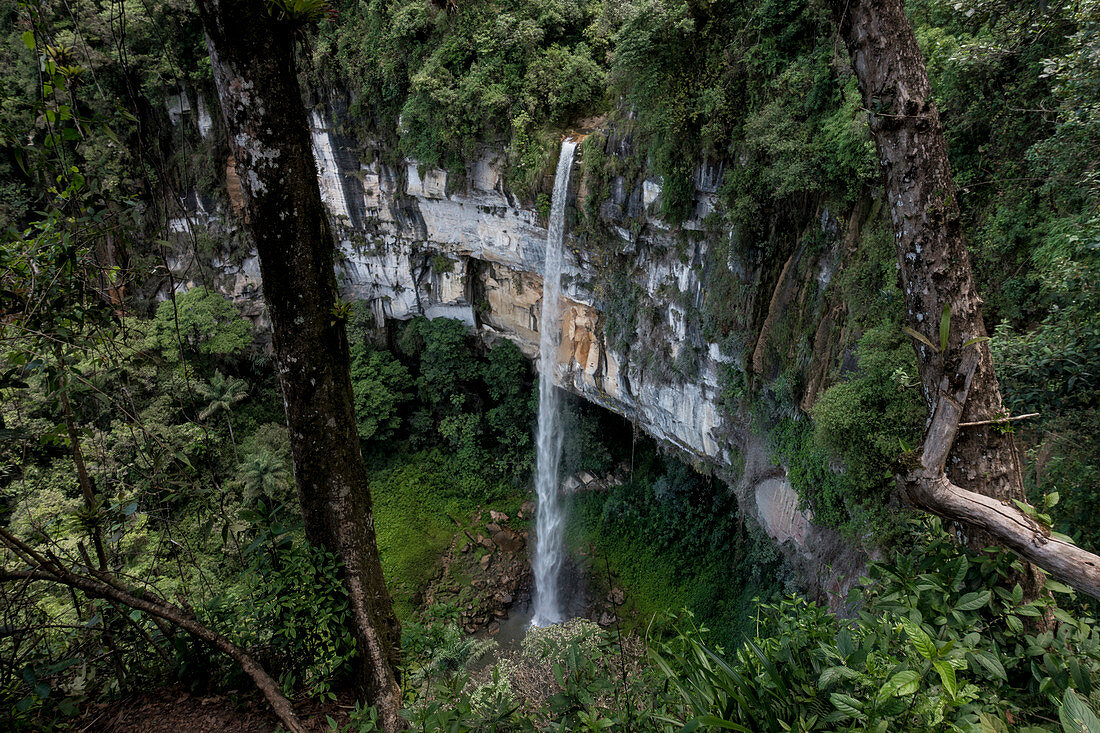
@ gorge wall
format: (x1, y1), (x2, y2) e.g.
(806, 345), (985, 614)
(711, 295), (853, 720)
(163, 103), (875, 605)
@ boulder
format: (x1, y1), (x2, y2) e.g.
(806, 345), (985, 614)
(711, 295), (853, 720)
(492, 530), (524, 553)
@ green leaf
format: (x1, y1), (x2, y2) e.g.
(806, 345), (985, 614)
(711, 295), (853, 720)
(1060, 688), (1100, 733)
(879, 670), (921, 699)
(956, 590), (991, 611)
(21, 30), (34, 50)
(1013, 499), (1038, 518)
(819, 666), (860, 688)
(689, 717), (752, 732)
(903, 326), (939, 353)
(940, 303), (952, 352)
(1054, 608), (1079, 626)
(1046, 580), (1074, 594)
(900, 618), (937, 660)
(969, 651), (1007, 681)
(963, 336), (990, 349)
(933, 659), (958, 699)
(830, 693), (864, 719)
(837, 627), (854, 659)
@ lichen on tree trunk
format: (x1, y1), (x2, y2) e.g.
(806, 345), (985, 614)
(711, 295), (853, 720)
(193, 1), (403, 728)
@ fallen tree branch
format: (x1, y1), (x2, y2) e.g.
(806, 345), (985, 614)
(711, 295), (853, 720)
(958, 413), (1040, 428)
(904, 351), (1100, 599)
(0, 533), (307, 733)
(906, 474), (1100, 599)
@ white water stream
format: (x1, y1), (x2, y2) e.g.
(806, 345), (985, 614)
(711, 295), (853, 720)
(530, 139), (577, 627)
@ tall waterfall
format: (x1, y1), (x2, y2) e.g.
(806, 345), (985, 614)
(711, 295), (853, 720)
(531, 139), (577, 628)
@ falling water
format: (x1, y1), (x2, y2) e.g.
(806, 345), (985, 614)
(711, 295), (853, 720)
(531, 139), (577, 628)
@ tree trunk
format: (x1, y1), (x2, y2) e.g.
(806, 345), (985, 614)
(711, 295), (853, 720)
(193, 2), (403, 728)
(831, 0), (1100, 599)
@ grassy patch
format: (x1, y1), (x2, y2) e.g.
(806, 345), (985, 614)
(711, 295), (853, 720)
(564, 448), (788, 650)
(367, 448), (524, 618)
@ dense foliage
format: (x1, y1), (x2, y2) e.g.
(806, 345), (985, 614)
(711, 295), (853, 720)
(318, 0), (615, 191)
(2, 0), (1099, 729)
(387, 523), (1100, 732)
(569, 447), (788, 649)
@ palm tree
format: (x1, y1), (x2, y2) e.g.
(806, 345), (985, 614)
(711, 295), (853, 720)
(236, 445), (292, 504)
(197, 371), (249, 450)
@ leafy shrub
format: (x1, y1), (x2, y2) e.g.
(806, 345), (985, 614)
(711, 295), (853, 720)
(402, 603), (495, 691)
(349, 342), (413, 442)
(146, 288), (252, 362)
(652, 521), (1100, 732)
(775, 325), (925, 538)
(397, 316), (481, 408)
(227, 539), (358, 699)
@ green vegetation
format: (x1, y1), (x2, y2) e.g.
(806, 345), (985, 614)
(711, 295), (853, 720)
(614, 0), (874, 225)
(350, 343), (413, 443)
(321, 0), (615, 193)
(392, 522), (1100, 732)
(568, 445), (787, 649)
(773, 325), (926, 535)
(3, 0), (1100, 729)
(377, 316), (537, 482)
(366, 448), (519, 618)
(0, 299), (536, 724)
(147, 288), (254, 363)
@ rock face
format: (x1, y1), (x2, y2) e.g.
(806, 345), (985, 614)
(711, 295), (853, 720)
(167, 107), (872, 604)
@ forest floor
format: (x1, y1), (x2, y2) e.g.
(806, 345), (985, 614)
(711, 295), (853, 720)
(74, 684), (356, 732)
(71, 474), (627, 732)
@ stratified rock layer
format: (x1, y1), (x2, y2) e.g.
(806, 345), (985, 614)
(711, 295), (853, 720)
(164, 108), (871, 604)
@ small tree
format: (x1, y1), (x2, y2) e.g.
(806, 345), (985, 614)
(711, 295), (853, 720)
(197, 370), (249, 450)
(147, 288), (252, 363)
(237, 445), (293, 505)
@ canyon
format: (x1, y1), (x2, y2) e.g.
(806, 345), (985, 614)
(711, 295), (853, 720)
(164, 102), (872, 604)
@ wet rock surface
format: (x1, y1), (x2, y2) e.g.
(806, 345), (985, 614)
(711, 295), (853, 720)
(423, 509), (533, 636)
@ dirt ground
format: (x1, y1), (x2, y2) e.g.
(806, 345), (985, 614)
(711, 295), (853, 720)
(72, 685), (356, 732)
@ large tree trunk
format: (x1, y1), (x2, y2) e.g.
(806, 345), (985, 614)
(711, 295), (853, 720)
(831, 0), (1100, 599)
(193, 2), (403, 727)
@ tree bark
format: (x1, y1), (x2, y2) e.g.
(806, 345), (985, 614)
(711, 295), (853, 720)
(193, 1), (403, 728)
(831, 0), (1100, 599)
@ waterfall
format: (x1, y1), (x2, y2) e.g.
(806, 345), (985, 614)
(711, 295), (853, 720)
(531, 139), (577, 628)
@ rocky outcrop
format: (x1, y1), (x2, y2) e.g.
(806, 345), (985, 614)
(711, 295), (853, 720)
(166, 107), (870, 605)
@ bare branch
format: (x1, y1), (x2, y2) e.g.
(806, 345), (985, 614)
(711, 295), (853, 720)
(0, 561), (307, 732)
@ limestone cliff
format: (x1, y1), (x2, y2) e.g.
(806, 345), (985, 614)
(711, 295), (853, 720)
(164, 105), (872, 605)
